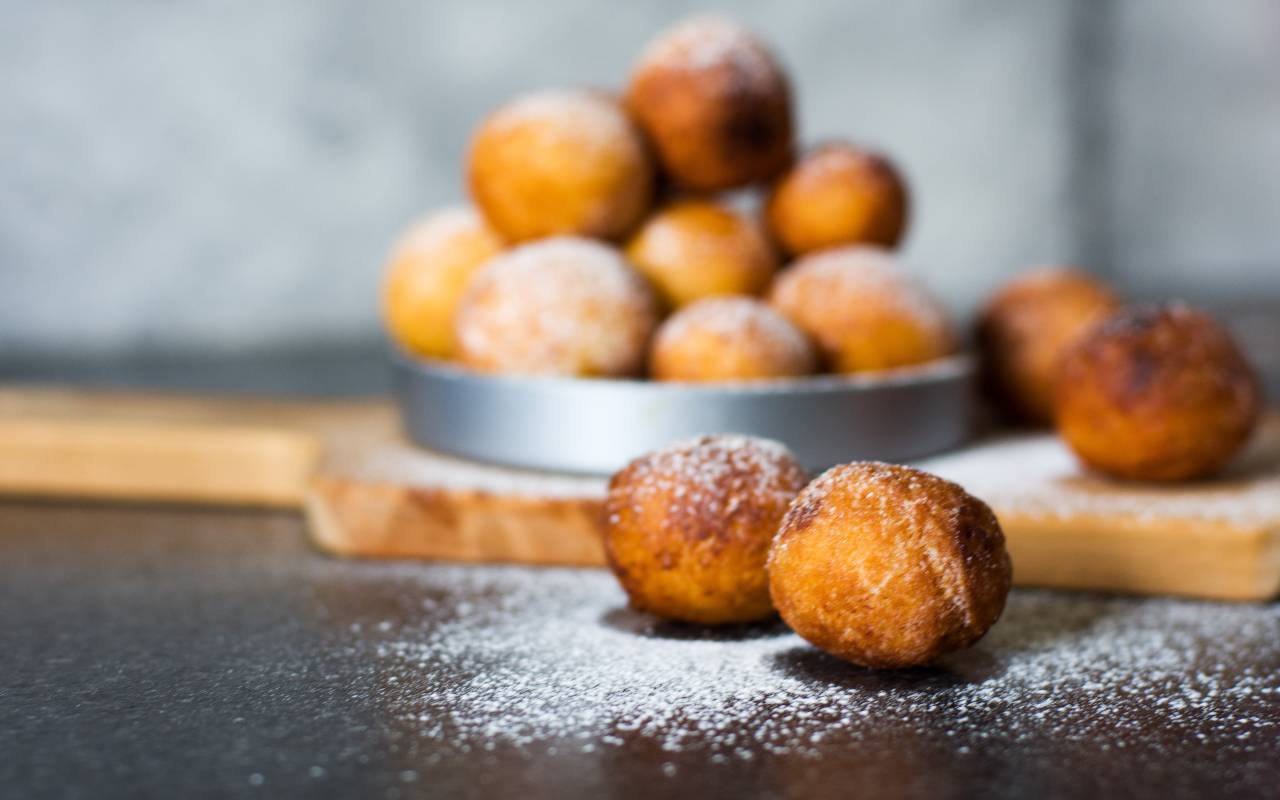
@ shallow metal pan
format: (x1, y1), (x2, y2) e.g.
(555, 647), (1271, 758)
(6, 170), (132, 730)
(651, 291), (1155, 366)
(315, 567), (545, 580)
(393, 353), (976, 475)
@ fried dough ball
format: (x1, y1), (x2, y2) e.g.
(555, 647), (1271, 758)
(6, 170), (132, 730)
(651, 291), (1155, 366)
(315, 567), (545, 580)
(1056, 303), (1262, 481)
(454, 237), (659, 377)
(380, 207), (505, 359)
(976, 267), (1120, 425)
(604, 435), (808, 624)
(650, 296), (816, 383)
(768, 246), (955, 372)
(626, 16), (794, 191)
(467, 89), (654, 242)
(765, 143), (909, 256)
(625, 200), (778, 308)
(768, 462), (1012, 669)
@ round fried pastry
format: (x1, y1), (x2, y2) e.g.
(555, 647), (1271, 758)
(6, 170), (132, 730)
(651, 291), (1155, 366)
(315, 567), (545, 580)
(381, 207), (505, 359)
(976, 267), (1120, 425)
(625, 16), (794, 191)
(604, 435), (808, 624)
(650, 296), (815, 383)
(768, 462), (1012, 669)
(767, 246), (955, 372)
(765, 142), (909, 255)
(1055, 303), (1261, 481)
(625, 200), (778, 308)
(467, 89), (654, 242)
(454, 237), (659, 377)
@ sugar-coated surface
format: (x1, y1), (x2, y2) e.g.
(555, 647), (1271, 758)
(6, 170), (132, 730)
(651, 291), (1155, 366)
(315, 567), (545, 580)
(5, 502), (1278, 799)
(633, 15), (779, 86)
(922, 418), (1280, 525)
(456, 237), (658, 376)
(374, 565), (1278, 768)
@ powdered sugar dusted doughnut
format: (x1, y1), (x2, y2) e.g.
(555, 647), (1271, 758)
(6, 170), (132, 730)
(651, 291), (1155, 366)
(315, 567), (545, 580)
(604, 434), (807, 624)
(650, 296), (815, 383)
(626, 16), (794, 191)
(768, 246), (955, 372)
(455, 237), (659, 377)
(468, 89), (654, 242)
(768, 462), (1012, 668)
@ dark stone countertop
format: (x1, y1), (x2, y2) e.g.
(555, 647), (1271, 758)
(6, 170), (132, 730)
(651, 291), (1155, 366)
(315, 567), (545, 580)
(1, 500), (1277, 800)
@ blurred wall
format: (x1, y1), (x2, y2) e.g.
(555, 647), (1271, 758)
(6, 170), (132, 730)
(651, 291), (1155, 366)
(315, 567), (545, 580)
(1, 0), (1278, 362)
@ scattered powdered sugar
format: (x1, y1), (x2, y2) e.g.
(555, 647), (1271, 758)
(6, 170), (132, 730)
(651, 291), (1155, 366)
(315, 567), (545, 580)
(366, 565), (1278, 761)
(608, 434), (805, 526)
(337, 439), (606, 499)
(921, 419), (1280, 526)
(456, 237), (658, 377)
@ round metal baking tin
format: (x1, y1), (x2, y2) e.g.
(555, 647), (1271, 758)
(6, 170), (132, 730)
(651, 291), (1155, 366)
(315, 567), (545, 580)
(393, 353), (976, 475)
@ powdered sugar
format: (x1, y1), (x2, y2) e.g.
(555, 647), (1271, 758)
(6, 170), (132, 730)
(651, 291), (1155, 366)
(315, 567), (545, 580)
(609, 434), (804, 525)
(633, 15), (781, 88)
(921, 417), (1280, 527)
(365, 564), (1278, 762)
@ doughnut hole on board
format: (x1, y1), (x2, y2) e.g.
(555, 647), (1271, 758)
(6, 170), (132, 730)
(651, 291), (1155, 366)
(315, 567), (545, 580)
(976, 267), (1120, 426)
(1056, 303), (1262, 482)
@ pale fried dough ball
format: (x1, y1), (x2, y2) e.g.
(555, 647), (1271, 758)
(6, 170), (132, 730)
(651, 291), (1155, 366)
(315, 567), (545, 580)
(1056, 303), (1262, 481)
(454, 237), (659, 377)
(650, 296), (816, 383)
(976, 267), (1120, 425)
(625, 16), (794, 191)
(768, 462), (1012, 669)
(765, 143), (909, 256)
(768, 246), (955, 372)
(625, 200), (778, 308)
(467, 89), (654, 242)
(381, 207), (505, 359)
(604, 435), (808, 624)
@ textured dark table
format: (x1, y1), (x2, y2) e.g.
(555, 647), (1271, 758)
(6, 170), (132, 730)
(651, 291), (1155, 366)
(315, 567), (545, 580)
(1, 499), (1277, 800)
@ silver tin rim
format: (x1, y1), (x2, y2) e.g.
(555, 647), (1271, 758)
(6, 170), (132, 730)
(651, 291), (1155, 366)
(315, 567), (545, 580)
(393, 352), (976, 475)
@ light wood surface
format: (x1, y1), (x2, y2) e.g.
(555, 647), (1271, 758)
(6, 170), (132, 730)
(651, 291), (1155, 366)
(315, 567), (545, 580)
(1, 385), (1277, 600)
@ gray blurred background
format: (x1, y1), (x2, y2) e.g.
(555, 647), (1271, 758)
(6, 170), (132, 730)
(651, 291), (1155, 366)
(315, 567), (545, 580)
(2, 0), (1278, 391)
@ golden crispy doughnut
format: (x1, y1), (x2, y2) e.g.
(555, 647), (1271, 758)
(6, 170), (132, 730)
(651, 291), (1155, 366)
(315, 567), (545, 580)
(976, 267), (1120, 425)
(604, 435), (808, 624)
(625, 16), (794, 191)
(454, 237), (659, 377)
(1056, 303), (1262, 481)
(380, 207), (505, 359)
(650, 296), (816, 383)
(625, 200), (778, 308)
(467, 89), (654, 242)
(767, 246), (955, 372)
(765, 143), (909, 256)
(768, 462), (1012, 668)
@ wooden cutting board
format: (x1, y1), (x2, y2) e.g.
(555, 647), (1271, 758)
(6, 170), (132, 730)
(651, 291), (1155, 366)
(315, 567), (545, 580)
(1, 386), (1277, 600)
